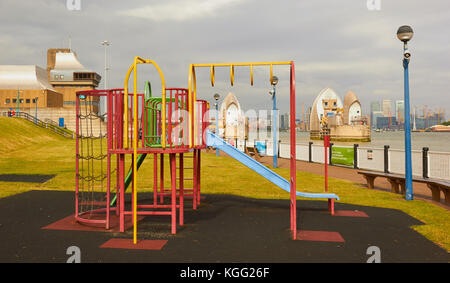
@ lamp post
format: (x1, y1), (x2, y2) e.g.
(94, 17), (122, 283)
(101, 40), (110, 120)
(269, 76), (279, 168)
(16, 89), (22, 114)
(35, 89), (45, 124)
(101, 40), (110, 89)
(397, 25), (414, 200)
(214, 93), (220, 157)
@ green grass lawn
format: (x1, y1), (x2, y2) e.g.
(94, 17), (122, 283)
(1, 117), (449, 251)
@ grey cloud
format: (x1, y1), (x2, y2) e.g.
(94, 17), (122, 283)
(0, 0), (449, 118)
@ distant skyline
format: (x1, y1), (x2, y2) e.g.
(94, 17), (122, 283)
(0, 0), (449, 119)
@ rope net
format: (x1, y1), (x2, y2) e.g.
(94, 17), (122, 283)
(76, 93), (114, 222)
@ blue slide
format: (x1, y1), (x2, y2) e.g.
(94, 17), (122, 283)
(206, 131), (339, 200)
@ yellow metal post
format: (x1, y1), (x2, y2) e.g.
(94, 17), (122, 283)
(132, 58), (138, 244)
(122, 57), (167, 244)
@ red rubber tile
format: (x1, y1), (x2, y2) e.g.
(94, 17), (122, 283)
(297, 230), (345, 242)
(100, 238), (168, 250)
(334, 210), (369, 218)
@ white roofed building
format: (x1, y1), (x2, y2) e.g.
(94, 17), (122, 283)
(47, 48), (101, 108)
(0, 48), (103, 133)
(0, 65), (63, 111)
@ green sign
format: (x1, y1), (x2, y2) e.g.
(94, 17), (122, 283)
(331, 146), (354, 167)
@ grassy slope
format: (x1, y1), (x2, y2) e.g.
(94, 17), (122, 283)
(0, 117), (76, 196)
(0, 117), (449, 251)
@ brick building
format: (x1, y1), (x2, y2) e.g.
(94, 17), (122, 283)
(0, 48), (102, 131)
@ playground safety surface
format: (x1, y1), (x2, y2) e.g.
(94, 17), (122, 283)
(0, 190), (448, 263)
(0, 174), (55, 183)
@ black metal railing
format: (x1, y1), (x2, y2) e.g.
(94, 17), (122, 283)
(1, 111), (74, 139)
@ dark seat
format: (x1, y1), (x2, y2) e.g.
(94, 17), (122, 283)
(357, 170), (450, 204)
(245, 146), (261, 161)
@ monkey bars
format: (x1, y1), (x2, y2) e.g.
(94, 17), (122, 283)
(188, 61), (300, 239)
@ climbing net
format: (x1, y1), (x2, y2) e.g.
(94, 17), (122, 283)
(75, 92), (113, 224)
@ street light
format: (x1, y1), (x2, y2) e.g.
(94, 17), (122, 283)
(34, 90), (45, 124)
(101, 40), (110, 121)
(214, 93), (220, 157)
(16, 89), (23, 114)
(269, 76), (279, 168)
(101, 40), (110, 89)
(397, 25), (414, 200)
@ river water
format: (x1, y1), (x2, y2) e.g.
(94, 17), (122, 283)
(278, 131), (450, 152)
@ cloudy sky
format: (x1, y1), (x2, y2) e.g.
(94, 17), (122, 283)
(0, 0), (449, 118)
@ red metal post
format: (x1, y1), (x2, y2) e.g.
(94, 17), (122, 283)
(116, 91), (123, 217)
(324, 135), (334, 215)
(153, 153), (157, 206)
(119, 154), (125, 232)
(179, 153), (184, 225)
(120, 90), (126, 231)
(131, 157), (135, 220)
(160, 153), (164, 203)
(324, 135), (329, 192)
(192, 149), (198, 210)
(170, 90), (173, 146)
(115, 92), (120, 216)
(142, 93), (145, 148)
(106, 90), (113, 230)
(197, 149), (201, 206)
(75, 94), (80, 218)
(289, 62), (297, 240)
(170, 153), (177, 234)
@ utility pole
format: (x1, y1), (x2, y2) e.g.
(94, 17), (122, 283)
(101, 40), (111, 90)
(101, 41), (111, 119)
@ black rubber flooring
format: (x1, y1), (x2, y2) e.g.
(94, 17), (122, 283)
(0, 174), (55, 183)
(0, 190), (448, 263)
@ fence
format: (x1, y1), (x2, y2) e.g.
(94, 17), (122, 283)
(428, 151), (450, 180)
(211, 137), (450, 181)
(1, 111), (74, 139)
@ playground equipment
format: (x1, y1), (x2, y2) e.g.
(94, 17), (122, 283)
(75, 57), (208, 244)
(74, 58), (339, 243)
(190, 62), (338, 239)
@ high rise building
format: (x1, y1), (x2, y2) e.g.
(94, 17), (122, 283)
(372, 111), (384, 129)
(377, 116), (397, 130)
(370, 101), (381, 112)
(370, 101), (381, 128)
(382, 99), (392, 117)
(395, 100), (405, 124)
(305, 106), (312, 131)
(280, 113), (290, 130)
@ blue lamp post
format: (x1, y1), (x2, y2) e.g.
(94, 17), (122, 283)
(397, 25), (414, 200)
(214, 93), (220, 157)
(269, 76), (279, 168)
(16, 89), (22, 113)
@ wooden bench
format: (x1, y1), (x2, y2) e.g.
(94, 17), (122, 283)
(245, 146), (261, 161)
(357, 170), (450, 204)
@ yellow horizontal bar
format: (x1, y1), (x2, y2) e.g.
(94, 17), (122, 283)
(189, 61), (293, 147)
(192, 61), (292, 67)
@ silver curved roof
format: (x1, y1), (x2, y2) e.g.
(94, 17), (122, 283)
(53, 52), (86, 70)
(0, 65), (55, 90)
